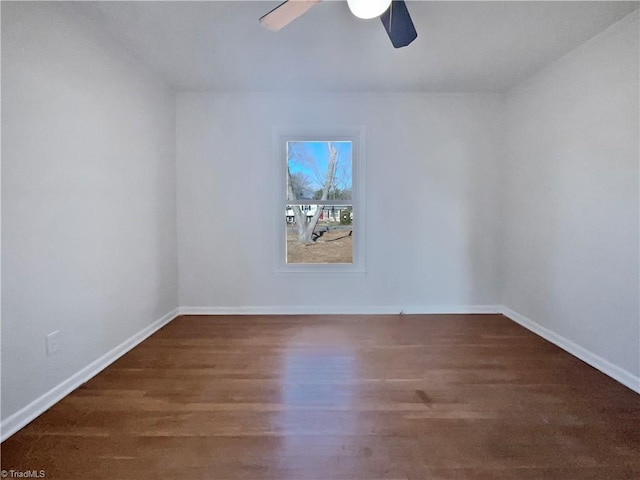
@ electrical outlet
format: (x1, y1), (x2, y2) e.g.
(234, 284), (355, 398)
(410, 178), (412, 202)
(46, 330), (60, 356)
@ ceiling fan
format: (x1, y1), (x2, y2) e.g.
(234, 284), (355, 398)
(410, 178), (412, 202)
(259, 0), (418, 48)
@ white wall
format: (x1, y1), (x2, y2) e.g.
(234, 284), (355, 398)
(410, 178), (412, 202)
(501, 11), (640, 385)
(176, 93), (503, 312)
(1, 2), (178, 424)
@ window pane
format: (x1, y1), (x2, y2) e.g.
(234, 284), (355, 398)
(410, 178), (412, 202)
(286, 205), (354, 264)
(287, 141), (352, 201)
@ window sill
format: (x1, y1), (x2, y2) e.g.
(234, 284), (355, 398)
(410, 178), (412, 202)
(273, 266), (367, 275)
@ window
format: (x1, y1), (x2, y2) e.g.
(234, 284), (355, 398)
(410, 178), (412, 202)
(276, 128), (365, 272)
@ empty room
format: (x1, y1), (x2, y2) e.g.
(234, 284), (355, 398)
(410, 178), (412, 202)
(1, 1), (639, 478)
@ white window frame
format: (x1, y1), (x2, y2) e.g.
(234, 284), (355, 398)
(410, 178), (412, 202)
(274, 126), (366, 273)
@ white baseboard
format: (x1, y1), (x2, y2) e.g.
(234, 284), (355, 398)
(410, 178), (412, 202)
(178, 305), (501, 316)
(12, 304), (634, 442)
(0, 308), (180, 442)
(500, 305), (640, 394)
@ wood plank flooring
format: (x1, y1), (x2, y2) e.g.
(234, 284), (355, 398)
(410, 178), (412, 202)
(1, 314), (639, 479)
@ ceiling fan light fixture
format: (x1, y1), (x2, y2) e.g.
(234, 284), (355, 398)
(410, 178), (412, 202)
(347, 0), (392, 20)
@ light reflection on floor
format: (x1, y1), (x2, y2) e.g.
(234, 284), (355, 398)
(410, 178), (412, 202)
(274, 326), (357, 474)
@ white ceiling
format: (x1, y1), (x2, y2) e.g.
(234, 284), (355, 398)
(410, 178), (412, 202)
(70, 1), (639, 93)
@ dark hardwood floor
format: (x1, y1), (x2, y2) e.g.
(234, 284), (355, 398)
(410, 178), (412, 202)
(2, 314), (639, 479)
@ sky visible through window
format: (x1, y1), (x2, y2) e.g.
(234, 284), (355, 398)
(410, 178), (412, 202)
(287, 141), (352, 200)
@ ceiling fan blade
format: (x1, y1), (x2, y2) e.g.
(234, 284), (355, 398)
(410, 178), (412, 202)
(259, 0), (321, 31)
(380, 0), (417, 48)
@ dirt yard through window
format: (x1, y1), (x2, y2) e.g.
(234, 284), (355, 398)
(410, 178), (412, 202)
(286, 228), (353, 264)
